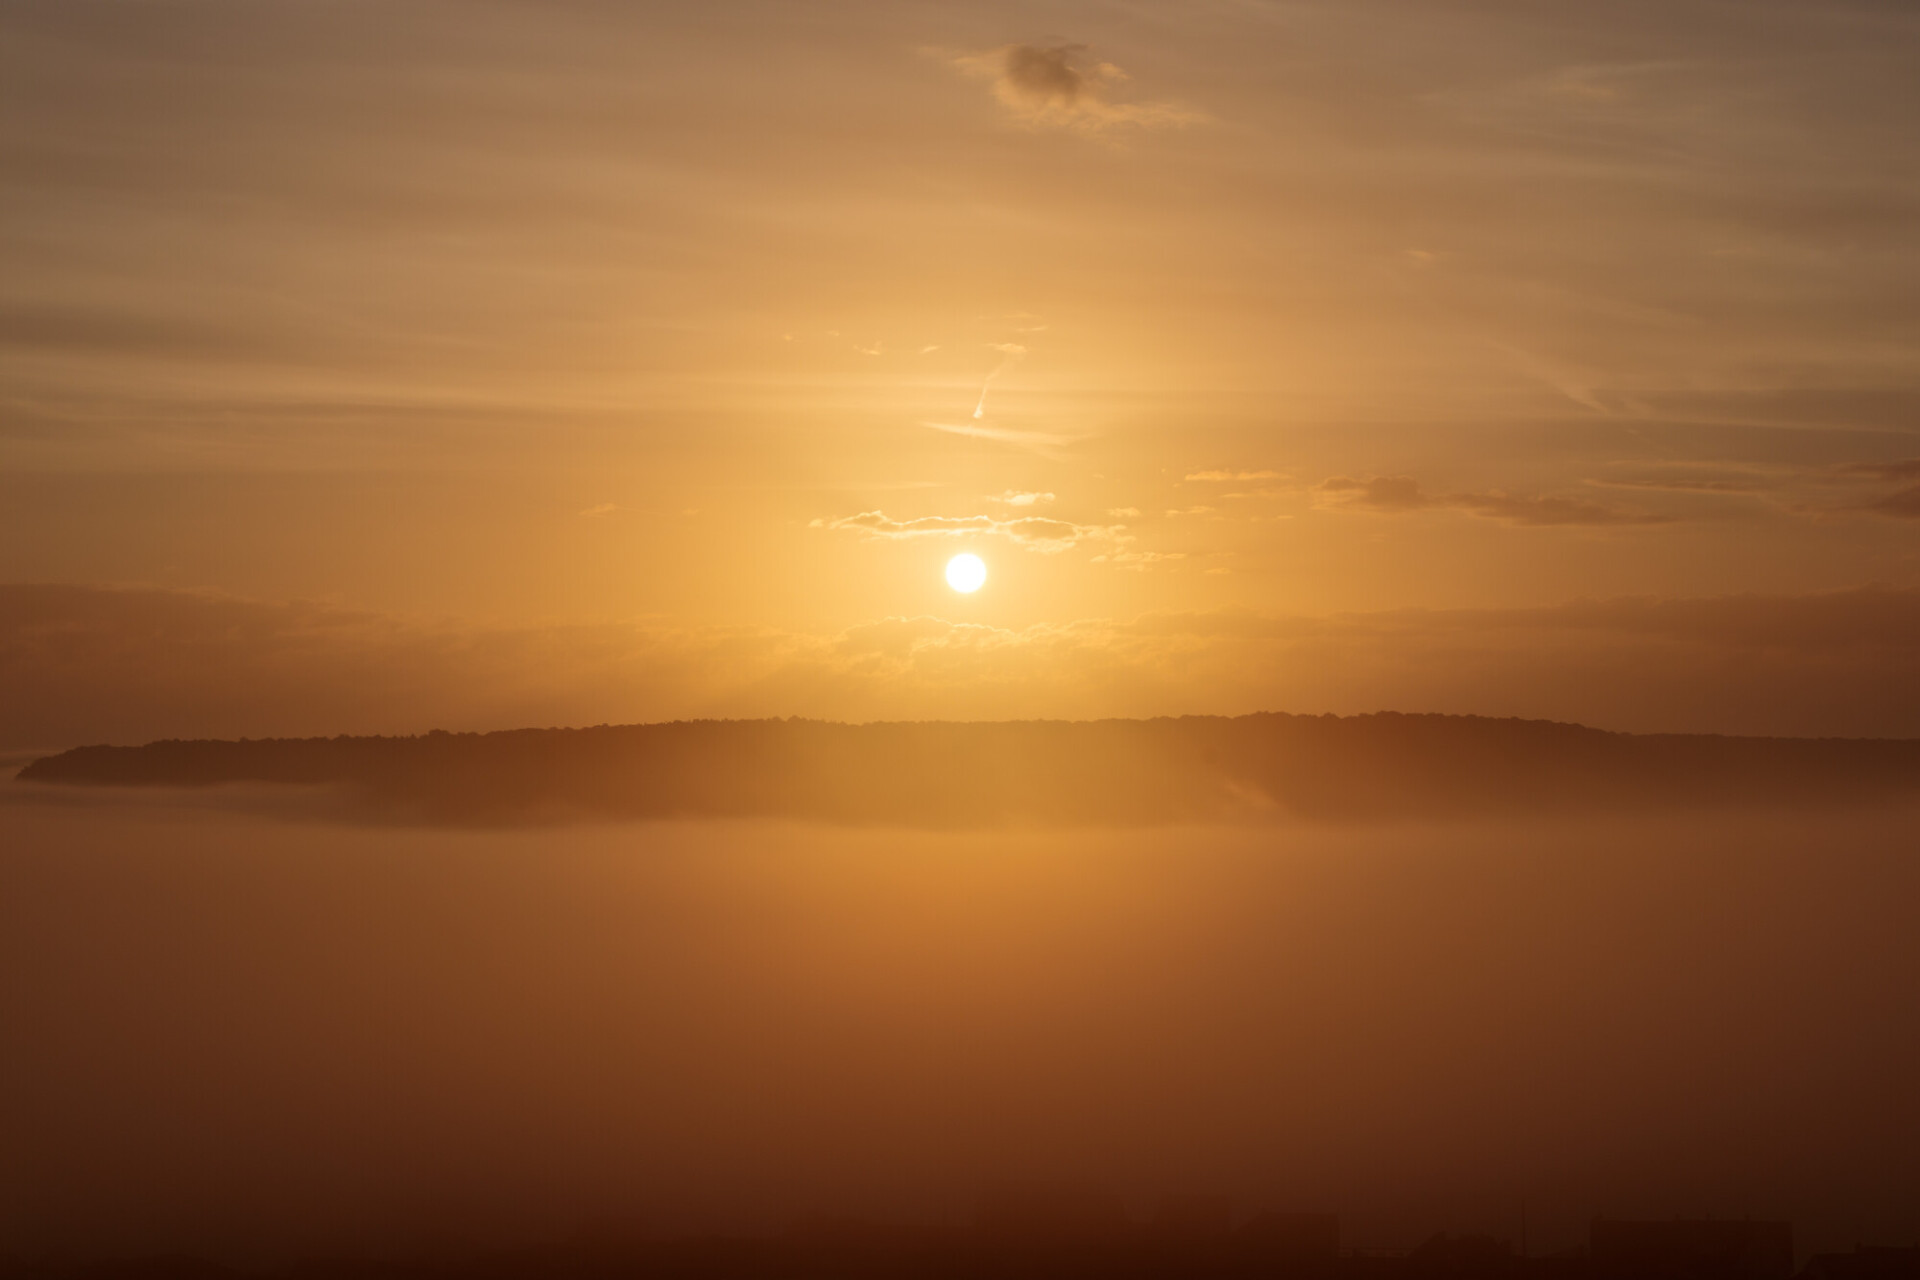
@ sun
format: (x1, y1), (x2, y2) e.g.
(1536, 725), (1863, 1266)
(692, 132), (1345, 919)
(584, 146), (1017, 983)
(945, 552), (987, 593)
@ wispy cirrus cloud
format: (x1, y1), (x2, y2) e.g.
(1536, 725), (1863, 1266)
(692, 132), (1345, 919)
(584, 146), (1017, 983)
(813, 510), (1123, 553)
(952, 44), (1206, 133)
(1858, 486), (1920, 519)
(920, 419), (1084, 457)
(1842, 459), (1920, 481)
(1834, 459), (1920, 519)
(1590, 476), (1766, 495)
(1457, 492), (1673, 527)
(1312, 476), (1672, 527)
(1094, 549), (1187, 571)
(1186, 469), (1286, 482)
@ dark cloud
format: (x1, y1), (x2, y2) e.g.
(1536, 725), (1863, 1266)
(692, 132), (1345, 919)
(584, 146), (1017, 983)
(953, 42), (1202, 131)
(1592, 476), (1767, 494)
(1003, 44), (1086, 107)
(1313, 475), (1430, 512)
(1451, 492), (1673, 527)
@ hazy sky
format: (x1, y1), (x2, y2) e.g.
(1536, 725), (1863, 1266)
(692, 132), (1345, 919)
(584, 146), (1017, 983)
(7, 9), (1920, 1261)
(4, 0), (1918, 739)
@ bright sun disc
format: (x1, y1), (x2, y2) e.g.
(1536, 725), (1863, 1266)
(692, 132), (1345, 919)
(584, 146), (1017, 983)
(945, 553), (987, 593)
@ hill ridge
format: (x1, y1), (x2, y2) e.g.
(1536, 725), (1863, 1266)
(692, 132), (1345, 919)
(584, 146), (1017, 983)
(20, 712), (1920, 826)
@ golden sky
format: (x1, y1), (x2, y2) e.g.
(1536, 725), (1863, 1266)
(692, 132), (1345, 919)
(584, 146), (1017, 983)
(3, 1), (1919, 740)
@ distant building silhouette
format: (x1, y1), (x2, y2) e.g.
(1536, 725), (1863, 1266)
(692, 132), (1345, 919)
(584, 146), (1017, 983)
(1408, 1232), (1515, 1280)
(1240, 1211), (1342, 1277)
(1799, 1246), (1920, 1280)
(972, 1184), (1133, 1244)
(1593, 1219), (1794, 1280)
(1152, 1193), (1234, 1241)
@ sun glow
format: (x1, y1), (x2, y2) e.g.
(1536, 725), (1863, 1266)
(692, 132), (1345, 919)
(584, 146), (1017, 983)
(945, 553), (987, 593)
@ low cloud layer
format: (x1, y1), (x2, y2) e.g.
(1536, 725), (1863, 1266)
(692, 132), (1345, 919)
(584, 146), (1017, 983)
(1592, 476), (1767, 495)
(1313, 476), (1671, 526)
(1839, 460), (1920, 519)
(1842, 459), (1920, 481)
(7, 583), (1920, 753)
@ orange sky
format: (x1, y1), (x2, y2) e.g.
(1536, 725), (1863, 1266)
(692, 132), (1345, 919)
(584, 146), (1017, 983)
(3, 1), (1918, 742)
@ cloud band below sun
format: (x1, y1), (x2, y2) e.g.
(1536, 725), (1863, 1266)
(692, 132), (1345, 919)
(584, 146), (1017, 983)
(10, 584), (1920, 752)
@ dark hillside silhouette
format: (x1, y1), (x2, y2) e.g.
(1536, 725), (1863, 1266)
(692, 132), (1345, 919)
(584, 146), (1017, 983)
(18, 713), (1920, 825)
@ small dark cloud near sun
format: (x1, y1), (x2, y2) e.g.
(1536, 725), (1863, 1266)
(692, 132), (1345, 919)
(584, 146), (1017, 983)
(1004, 44), (1087, 107)
(952, 43), (1203, 132)
(1313, 476), (1671, 527)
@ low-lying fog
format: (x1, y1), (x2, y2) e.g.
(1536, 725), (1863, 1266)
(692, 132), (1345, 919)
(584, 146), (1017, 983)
(3, 788), (1916, 1265)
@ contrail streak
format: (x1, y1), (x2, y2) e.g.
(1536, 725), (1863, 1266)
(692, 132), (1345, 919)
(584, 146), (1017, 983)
(972, 343), (1027, 419)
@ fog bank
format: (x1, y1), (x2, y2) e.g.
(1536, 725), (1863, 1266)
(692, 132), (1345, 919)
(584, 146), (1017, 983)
(3, 793), (1916, 1264)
